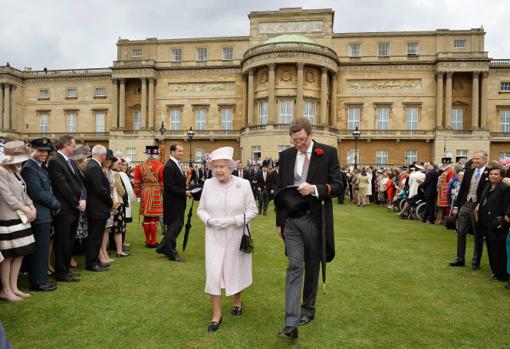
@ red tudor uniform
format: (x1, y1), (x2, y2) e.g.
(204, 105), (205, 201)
(134, 146), (164, 247)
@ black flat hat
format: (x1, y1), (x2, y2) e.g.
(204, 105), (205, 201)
(274, 185), (310, 218)
(30, 137), (54, 152)
(189, 184), (202, 201)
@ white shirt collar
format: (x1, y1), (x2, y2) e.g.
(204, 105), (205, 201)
(58, 150), (69, 162)
(299, 140), (314, 156)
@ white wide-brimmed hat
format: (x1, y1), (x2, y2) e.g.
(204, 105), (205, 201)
(207, 146), (236, 168)
(0, 140), (30, 165)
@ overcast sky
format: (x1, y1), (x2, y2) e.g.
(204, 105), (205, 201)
(1, 0), (508, 70)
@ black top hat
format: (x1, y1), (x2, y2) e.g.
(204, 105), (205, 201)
(145, 145), (159, 155)
(189, 184), (203, 201)
(30, 137), (54, 152)
(274, 185), (310, 218)
(106, 149), (118, 162)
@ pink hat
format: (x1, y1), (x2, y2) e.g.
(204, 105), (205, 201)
(207, 147), (236, 168)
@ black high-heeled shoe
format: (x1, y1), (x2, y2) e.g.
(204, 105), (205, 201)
(207, 317), (222, 332)
(231, 302), (243, 316)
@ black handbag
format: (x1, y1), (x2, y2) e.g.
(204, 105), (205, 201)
(239, 214), (254, 254)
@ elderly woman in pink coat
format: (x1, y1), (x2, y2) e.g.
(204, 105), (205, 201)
(197, 147), (258, 332)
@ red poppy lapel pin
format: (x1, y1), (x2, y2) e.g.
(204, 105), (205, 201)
(314, 147), (324, 156)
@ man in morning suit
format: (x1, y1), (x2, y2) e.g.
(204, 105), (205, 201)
(275, 118), (343, 340)
(83, 145), (113, 272)
(47, 135), (85, 282)
(21, 137), (61, 291)
(157, 144), (191, 261)
(449, 151), (490, 269)
(256, 162), (275, 215)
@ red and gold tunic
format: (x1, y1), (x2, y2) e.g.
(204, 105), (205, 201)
(437, 167), (454, 207)
(134, 159), (164, 217)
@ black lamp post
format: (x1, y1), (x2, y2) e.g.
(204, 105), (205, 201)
(159, 121), (166, 135)
(186, 126), (195, 167)
(352, 126), (361, 169)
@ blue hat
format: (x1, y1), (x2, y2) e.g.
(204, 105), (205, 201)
(30, 137), (54, 152)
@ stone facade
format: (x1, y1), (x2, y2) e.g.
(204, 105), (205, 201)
(1, 7), (509, 166)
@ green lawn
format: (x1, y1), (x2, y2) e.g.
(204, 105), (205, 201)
(1, 201), (509, 349)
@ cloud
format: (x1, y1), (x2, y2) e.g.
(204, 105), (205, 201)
(0, 0), (508, 69)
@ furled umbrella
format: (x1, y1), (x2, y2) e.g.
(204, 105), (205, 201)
(182, 185), (202, 252)
(321, 200), (327, 294)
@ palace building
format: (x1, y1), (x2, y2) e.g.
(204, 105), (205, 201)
(1, 7), (509, 165)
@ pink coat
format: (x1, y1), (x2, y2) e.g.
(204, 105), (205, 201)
(197, 175), (258, 296)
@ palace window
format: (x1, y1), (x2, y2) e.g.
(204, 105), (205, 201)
(223, 47), (234, 60)
(134, 111), (141, 130)
(279, 99), (293, 124)
(304, 100), (315, 124)
(39, 89), (49, 99)
(39, 113), (49, 133)
(456, 149), (468, 161)
(259, 100), (268, 125)
(95, 88), (107, 97)
(197, 48), (208, 61)
(95, 112), (105, 133)
(500, 110), (510, 133)
(126, 147), (136, 162)
(171, 48), (182, 62)
(499, 152), (510, 160)
(377, 42), (390, 57)
(131, 48), (143, 57)
(195, 108), (207, 130)
(376, 107), (389, 130)
(347, 106), (361, 130)
(406, 107), (419, 130)
(221, 108), (233, 130)
(453, 40), (466, 48)
(195, 149), (205, 163)
(66, 113), (77, 133)
(405, 150), (418, 165)
(407, 42), (419, 55)
(349, 43), (361, 57)
(170, 109), (181, 130)
(251, 145), (261, 160)
(278, 145), (290, 153)
(500, 82), (510, 91)
(66, 88), (77, 98)
(347, 149), (359, 165)
(452, 108), (463, 130)
(376, 150), (388, 166)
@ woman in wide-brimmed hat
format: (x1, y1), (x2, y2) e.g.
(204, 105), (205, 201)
(197, 147), (258, 332)
(0, 140), (37, 301)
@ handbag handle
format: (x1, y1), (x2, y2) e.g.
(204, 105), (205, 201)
(243, 214), (251, 237)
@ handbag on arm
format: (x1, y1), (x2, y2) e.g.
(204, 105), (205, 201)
(239, 214), (254, 254)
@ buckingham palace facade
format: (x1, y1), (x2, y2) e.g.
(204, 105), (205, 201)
(1, 7), (510, 165)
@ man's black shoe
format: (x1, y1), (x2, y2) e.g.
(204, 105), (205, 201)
(448, 260), (465, 267)
(98, 261), (110, 268)
(297, 315), (314, 326)
(471, 264), (480, 270)
(55, 275), (80, 283)
(30, 283), (57, 292)
(67, 272), (81, 278)
(86, 264), (109, 272)
(278, 326), (298, 339)
(169, 251), (183, 262)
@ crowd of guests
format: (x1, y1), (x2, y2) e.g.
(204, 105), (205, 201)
(338, 151), (510, 290)
(0, 135), (135, 300)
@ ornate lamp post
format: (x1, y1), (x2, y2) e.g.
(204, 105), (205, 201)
(159, 121), (166, 135)
(186, 126), (195, 167)
(352, 126), (361, 169)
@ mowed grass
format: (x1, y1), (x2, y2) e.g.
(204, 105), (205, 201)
(1, 201), (509, 349)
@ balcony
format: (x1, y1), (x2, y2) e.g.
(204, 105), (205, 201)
(159, 129), (240, 139)
(25, 132), (110, 140)
(337, 129), (435, 141)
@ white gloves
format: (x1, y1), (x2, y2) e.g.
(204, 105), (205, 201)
(208, 217), (236, 229)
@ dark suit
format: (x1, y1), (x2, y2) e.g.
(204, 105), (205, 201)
(83, 159), (113, 268)
(478, 182), (510, 280)
(276, 141), (343, 327)
(47, 152), (82, 278)
(452, 166), (490, 265)
(159, 158), (187, 258)
(256, 170), (275, 215)
(422, 169), (438, 222)
(21, 159), (61, 286)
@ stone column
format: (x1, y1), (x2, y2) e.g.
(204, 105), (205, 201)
(330, 73), (338, 126)
(0, 84), (4, 130)
(241, 76), (247, 127)
(480, 71), (488, 129)
(296, 63), (304, 119)
(268, 64), (276, 124)
(148, 78), (155, 130)
(119, 79), (126, 129)
(247, 69), (254, 125)
(320, 67), (328, 125)
(141, 78), (147, 129)
(435, 72), (444, 129)
(445, 72), (453, 129)
(471, 72), (479, 129)
(10, 85), (16, 130)
(3, 84), (10, 131)
(111, 79), (118, 129)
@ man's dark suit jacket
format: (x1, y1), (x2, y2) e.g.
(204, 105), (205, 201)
(453, 166), (490, 208)
(256, 170), (275, 192)
(422, 169), (439, 198)
(478, 182), (510, 241)
(83, 159), (113, 219)
(276, 141), (343, 262)
(163, 159), (187, 225)
(47, 152), (82, 216)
